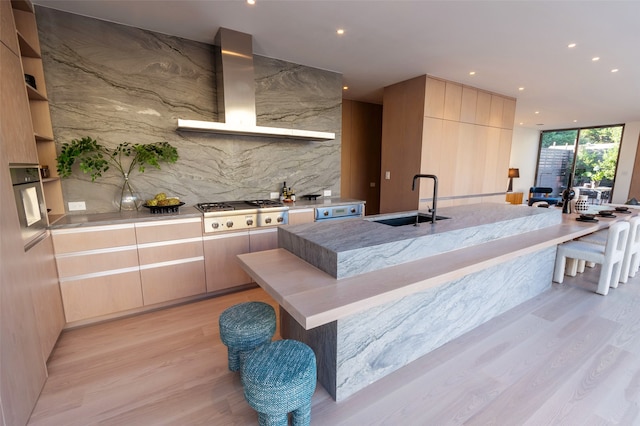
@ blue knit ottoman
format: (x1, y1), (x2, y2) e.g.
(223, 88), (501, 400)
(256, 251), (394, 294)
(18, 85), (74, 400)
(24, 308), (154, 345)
(219, 302), (276, 372)
(241, 339), (317, 426)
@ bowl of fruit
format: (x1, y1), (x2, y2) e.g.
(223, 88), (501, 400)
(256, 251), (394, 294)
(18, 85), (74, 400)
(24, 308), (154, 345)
(143, 193), (184, 214)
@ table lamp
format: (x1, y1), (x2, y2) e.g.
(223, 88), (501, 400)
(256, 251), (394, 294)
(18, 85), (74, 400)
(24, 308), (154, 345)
(507, 168), (519, 192)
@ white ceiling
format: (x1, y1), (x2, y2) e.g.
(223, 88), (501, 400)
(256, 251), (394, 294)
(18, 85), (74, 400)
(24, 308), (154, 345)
(32, 0), (640, 131)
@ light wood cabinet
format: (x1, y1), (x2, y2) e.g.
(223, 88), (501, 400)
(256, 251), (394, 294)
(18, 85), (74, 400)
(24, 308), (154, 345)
(288, 208), (315, 225)
(475, 90), (492, 126)
(53, 219), (210, 322)
(460, 87), (478, 124)
(1, 34), (38, 163)
(443, 82), (462, 121)
(502, 98), (516, 129)
(381, 75), (516, 212)
(136, 218), (205, 305)
(204, 231), (251, 292)
(29, 235), (65, 359)
(489, 94), (505, 128)
(60, 272), (143, 323)
(10, 0), (64, 221)
(1, 0), (19, 54)
(52, 224), (143, 322)
(249, 228), (278, 252)
(424, 76), (445, 119)
(1, 4), (64, 423)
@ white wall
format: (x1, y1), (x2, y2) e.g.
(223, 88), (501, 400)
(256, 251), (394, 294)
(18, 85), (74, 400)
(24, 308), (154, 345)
(509, 126), (540, 199)
(510, 122), (640, 204)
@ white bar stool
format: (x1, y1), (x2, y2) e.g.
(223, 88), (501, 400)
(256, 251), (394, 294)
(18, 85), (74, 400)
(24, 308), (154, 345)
(577, 216), (640, 283)
(553, 221), (629, 295)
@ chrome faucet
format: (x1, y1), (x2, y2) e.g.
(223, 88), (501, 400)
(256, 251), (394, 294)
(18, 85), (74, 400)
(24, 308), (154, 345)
(412, 174), (438, 225)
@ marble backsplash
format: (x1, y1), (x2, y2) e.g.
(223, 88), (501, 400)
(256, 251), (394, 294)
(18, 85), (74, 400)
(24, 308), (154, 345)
(35, 7), (342, 214)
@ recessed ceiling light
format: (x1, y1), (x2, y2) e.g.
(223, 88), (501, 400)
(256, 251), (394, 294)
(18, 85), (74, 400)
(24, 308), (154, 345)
(573, 120), (578, 123)
(343, 86), (349, 90)
(247, 0), (255, 4)
(568, 43), (576, 48)
(337, 29), (345, 35)
(469, 71), (476, 76)
(535, 111), (540, 115)
(611, 68), (619, 73)
(592, 57), (600, 62)
(518, 87), (525, 91)
(519, 122), (524, 125)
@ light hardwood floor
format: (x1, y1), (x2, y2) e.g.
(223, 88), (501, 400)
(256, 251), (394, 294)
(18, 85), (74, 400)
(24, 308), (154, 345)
(28, 267), (640, 425)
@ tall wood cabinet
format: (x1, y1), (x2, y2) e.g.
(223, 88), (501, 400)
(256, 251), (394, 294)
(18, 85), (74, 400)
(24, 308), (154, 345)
(380, 75), (516, 213)
(1, 1), (65, 425)
(10, 0), (64, 221)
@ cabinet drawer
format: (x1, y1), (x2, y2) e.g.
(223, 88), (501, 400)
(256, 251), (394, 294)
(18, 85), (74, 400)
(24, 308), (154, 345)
(60, 271), (143, 322)
(140, 260), (206, 305)
(135, 218), (202, 243)
(52, 224), (136, 253)
(288, 208), (315, 225)
(203, 232), (251, 292)
(137, 239), (203, 266)
(55, 248), (139, 278)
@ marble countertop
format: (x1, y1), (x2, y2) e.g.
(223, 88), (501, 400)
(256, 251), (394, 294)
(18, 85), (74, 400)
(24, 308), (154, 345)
(49, 205), (202, 229)
(278, 203), (562, 278)
(285, 197), (365, 210)
(239, 208), (637, 329)
(48, 198), (365, 229)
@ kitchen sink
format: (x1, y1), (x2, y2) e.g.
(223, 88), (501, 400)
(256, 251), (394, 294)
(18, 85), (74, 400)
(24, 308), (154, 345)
(373, 214), (450, 227)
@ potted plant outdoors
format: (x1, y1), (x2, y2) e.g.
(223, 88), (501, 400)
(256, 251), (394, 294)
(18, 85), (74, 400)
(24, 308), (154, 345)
(56, 136), (179, 211)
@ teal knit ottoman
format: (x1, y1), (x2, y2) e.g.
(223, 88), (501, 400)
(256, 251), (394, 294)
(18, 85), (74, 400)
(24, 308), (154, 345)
(219, 302), (276, 372)
(241, 339), (317, 426)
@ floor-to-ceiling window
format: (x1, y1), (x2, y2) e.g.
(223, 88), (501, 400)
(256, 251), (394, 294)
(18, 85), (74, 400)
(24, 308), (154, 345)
(535, 124), (624, 203)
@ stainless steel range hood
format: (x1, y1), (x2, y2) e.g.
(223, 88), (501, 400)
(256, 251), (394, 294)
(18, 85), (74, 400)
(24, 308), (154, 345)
(177, 28), (335, 141)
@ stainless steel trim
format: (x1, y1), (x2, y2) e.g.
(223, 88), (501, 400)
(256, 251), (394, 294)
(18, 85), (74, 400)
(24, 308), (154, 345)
(214, 28), (256, 127)
(58, 266), (141, 283)
(139, 257), (205, 270)
(177, 119), (335, 141)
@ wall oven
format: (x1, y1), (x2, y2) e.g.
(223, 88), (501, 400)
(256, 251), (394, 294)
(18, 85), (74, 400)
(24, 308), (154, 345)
(10, 164), (48, 249)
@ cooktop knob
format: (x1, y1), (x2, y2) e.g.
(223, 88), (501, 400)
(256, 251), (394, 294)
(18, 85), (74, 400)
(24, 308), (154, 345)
(265, 217), (272, 224)
(226, 220), (234, 228)
(323, 211), (329, 216)
(247, 218), (254, 225)
(277, 216), (284, 223)
(211, 222), (219, 229)
(351, 208), (356, 214)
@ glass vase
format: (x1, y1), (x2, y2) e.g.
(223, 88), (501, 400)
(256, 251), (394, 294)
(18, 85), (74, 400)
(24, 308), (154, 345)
(114, 173), (142, 211)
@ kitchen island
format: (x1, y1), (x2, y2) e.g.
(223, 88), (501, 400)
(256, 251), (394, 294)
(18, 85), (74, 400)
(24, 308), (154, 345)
(237, 203), (625, 401)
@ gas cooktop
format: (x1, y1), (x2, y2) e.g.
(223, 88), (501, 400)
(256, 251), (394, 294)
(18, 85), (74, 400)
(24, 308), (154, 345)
(195, 200), (284, 213)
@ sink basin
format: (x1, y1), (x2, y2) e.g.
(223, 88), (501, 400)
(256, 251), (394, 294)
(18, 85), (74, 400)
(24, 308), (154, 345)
(373, 214), (450, 227)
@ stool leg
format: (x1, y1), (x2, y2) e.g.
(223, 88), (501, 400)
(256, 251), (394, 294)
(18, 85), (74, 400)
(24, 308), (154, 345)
(596, 262), (614, 295)
(577, 259), (586, 274)
(630, 253), (640, 278)
(228, 348), (241, 372)
(565, 258), (578, 277)
(553, 253), (567, 283)
(258, 412), (288, 426)
(292, 400), (312, 426)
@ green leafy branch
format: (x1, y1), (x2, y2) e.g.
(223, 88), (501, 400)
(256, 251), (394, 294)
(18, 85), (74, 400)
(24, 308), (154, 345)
(56, 136), (178, 181)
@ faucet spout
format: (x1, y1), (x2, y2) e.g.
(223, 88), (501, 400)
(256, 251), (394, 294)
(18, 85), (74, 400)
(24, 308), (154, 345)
(412, 174), (438, 224)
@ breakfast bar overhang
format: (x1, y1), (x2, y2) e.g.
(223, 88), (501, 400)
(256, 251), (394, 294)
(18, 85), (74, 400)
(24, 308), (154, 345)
(237, 203), (619, 401)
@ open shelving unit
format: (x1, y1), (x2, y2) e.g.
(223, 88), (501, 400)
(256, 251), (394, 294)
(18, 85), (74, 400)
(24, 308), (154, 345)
(11, 0), (65, 222)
